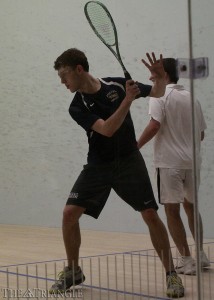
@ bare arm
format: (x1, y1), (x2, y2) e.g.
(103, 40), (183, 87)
(137, 118), (160, 149)
(92, 80), (140, 137)
(142, 53), (167, 98)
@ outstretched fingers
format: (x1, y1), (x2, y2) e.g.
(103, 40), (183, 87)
(142, 52), (163, 68)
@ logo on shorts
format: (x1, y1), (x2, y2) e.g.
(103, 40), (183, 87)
(69, 192), (79, 199)
(144, 200), (152, 205)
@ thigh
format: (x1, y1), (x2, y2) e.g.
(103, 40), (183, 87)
(158, 168), (185, 204)
(113, 151), (158, 211)
(66, 164), (112, 219)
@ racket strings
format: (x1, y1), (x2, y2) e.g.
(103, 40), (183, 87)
(86, 3), (116, 46)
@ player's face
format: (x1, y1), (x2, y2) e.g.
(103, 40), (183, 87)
(58, 66), (80, 93)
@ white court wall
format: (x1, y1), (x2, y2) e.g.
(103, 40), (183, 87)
(0, 0), (214, 237)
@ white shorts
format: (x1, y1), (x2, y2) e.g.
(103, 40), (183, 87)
(157, 168), (200, 204)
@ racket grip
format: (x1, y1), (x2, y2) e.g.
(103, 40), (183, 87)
(124, 70), (132, 80)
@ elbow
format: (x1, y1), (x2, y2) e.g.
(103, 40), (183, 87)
(100, 128), (115, 137)
(105, 128), (118, 137)
(101, 125), (118, 137)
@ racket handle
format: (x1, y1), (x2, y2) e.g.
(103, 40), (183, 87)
(124, 70), (132, 80)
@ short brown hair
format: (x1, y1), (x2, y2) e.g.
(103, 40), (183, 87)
(162, 58), (179, 84)
(54, 48), (89, 71)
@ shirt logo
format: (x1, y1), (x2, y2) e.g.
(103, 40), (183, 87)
(107, 90), (119, 102)
(69, 192), (79, 199)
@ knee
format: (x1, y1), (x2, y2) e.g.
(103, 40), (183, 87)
(164, 204), (180, 220)
(141, 208), (159, 224)
(63, 205), (80, 226)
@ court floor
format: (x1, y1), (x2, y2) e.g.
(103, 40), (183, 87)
(0, 224), (213, 299)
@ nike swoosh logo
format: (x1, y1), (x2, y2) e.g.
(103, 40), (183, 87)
(144, 200), (152, 205)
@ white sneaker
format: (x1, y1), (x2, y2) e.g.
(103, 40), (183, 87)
(175, 256), (196, 275)
(200, 251), (210, 268)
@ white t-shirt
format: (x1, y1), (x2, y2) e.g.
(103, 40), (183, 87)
(149, 84), (207, 169)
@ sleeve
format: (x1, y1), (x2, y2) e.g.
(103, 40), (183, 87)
(103, 77), (152, 98)
(149, 97), (165, 123)
(138, 82), (152, 97)
(69, 94), (100, 132)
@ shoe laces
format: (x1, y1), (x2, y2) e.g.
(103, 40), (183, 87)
(58, 270), (66, 280)
(58, 267), (77, 280)
(167, 274), (182, 286)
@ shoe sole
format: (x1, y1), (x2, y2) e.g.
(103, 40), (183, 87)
(176, 268), (196, 275)
(201, 262), (211, 268)
(166, 289), (185, 298)
(175, 265), (196, 275)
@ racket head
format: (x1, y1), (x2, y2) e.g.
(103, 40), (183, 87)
(84, 1), (118, 48)
(84, 1), (132, 79)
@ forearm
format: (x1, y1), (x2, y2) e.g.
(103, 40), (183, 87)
(93, 79), (140, 137)
(92, 98), (132, 137)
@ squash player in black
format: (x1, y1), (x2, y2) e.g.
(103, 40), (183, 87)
(50, 48), (184, 298)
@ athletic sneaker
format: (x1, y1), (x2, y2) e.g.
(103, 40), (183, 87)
(49, 266), (85, 294)
(200, 251), (210, 268)
(166, 273), (185, 298)
(175, 256), (196, 275)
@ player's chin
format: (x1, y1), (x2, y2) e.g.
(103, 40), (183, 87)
(69, 88), (77, 93)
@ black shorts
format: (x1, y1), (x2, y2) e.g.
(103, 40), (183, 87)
(66, 150), (158, 218)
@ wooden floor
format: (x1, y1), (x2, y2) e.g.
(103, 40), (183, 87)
(0, 224), (213, 300)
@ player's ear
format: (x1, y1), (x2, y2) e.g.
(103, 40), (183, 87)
(76, 64), (84, 73)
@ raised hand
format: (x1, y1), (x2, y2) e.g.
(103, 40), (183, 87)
(142, 52), (166, 82)
(141, 52), (167, 97)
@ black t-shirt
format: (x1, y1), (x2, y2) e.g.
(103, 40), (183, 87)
(69, 77), (152, 164)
